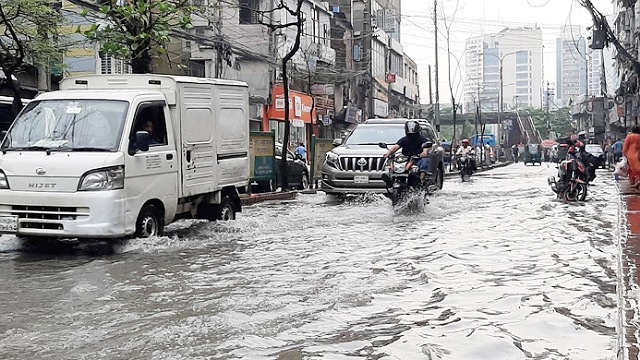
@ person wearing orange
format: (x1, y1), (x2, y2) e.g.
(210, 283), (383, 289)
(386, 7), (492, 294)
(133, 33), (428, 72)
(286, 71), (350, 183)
(623, 126), (640, 187)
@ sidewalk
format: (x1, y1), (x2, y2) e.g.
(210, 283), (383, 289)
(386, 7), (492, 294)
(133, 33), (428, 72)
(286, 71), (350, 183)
(616, 179), (640, 360)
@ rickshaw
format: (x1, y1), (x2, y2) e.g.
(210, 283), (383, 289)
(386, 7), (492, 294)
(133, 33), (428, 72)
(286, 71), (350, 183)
(524, 143), (542, 165)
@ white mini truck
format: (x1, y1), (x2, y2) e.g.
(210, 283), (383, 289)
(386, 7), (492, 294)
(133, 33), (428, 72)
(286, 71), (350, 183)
(0, 74), (251, 240)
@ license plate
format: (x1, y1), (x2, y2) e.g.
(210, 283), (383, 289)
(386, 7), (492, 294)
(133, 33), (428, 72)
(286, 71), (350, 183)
(353, 175), (369, 184)
(0, 215), (18, 233)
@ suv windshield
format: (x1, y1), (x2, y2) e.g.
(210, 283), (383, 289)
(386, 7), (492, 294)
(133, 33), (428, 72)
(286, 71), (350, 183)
(344, 125), (406, 145)
(1, 99), (129, 151)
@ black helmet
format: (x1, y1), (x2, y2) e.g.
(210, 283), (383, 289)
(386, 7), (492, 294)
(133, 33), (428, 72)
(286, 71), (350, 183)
(404, 120), (420, 136)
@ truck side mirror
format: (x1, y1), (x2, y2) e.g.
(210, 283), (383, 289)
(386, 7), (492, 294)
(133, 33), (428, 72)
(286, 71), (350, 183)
(129, 131), (150, 155)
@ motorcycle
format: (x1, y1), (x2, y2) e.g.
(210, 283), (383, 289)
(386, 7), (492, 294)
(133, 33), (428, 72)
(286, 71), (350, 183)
(379, 141), (436, 207)
(457, 153), (475, 182)
(548, 149), (589, 202)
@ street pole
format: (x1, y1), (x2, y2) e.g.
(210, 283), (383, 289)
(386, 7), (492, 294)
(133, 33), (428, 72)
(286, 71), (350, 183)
(433, 0), (440, 132)
(498, 56), (503, 142)
(214, 0), (223, 78)
(428, 65), (433, 121)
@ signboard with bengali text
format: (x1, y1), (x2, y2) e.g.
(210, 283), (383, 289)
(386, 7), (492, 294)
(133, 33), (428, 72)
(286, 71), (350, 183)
(249, 132), (276, 181)
(311, 138), (335, 181)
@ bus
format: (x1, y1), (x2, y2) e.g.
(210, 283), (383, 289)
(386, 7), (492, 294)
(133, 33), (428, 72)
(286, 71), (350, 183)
(471, 134), (496, 147)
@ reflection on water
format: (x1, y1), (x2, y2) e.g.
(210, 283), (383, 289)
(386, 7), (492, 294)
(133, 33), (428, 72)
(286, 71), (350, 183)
(0, 165), (619, 359)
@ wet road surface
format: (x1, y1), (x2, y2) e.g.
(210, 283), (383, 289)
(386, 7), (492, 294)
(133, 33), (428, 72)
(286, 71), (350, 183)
(0, 164), (620, 359)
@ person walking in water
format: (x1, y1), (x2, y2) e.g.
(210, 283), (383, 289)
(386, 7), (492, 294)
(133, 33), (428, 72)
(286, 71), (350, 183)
(623, 126), (640, 187)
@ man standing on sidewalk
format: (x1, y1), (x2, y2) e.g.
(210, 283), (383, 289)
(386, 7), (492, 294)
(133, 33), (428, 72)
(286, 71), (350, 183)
(613, 138), (624, 164)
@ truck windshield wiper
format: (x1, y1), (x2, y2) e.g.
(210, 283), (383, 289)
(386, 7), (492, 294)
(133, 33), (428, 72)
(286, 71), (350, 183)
(6, 146), (51, 151)
(67, 147), (112, 152)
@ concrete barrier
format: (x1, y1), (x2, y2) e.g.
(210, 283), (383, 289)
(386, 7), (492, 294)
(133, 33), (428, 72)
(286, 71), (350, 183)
(240, 191), (297, 206)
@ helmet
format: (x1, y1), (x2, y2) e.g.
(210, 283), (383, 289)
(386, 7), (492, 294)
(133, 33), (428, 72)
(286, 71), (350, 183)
(462, 139), (469, 145)
(404, 120), (420, 136)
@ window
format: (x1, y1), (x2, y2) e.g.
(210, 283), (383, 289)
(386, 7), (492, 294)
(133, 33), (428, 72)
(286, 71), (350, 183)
(132, 103), (168, 147)
(516, 80), (529, 87)
(516, 65), (528, 72)
(312, 7), (319, 42)
(239, 0), (260, 24)
(516, 73), (529, 79)
(516, 50), (528, 64)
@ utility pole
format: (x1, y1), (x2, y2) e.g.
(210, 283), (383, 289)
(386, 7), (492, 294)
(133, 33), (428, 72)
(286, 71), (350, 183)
(545, 81), (551, 137)
(428, 65), (433, 121)
(498, 56), (503, 130)
(433, 0), (440, 132)
(214, 0), (223, 78)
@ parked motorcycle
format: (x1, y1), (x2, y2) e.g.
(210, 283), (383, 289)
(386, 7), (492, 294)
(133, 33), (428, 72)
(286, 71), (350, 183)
(380, 142), (435, 207)
(457, 153), (475, 182)
(548, 150), (589, 202)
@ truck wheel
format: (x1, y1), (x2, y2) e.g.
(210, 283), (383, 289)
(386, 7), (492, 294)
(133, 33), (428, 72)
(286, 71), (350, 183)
(135, 204), (164, 238)
(217, 196), (236, 221)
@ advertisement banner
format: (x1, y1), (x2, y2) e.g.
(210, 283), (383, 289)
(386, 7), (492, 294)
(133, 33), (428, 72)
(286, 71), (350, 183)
(249, 132), (276, 181)
(311, 138), (335, 181)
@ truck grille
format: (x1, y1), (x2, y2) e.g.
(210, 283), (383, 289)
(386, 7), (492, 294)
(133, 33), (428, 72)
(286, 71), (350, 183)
(339, 157), (386, 172)
(11, 205), (86, 220)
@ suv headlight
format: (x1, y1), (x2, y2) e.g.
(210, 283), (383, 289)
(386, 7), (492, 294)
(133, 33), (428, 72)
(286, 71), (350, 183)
(325, 152), (339, 166)
(78, 166), (124, 191)
(0, 170), (9, 189)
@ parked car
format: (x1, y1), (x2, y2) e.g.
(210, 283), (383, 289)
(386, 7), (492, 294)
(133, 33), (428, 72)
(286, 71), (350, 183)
(584, 144), (606, 169)
(256, 142), (309, 192)
(321, 118), (445, 195)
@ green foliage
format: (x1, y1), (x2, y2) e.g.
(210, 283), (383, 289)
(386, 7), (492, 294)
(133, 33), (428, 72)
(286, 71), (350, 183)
(80, 0), (195, 73)
(525, 107), (575, 137)
(0, 0), (64, 74)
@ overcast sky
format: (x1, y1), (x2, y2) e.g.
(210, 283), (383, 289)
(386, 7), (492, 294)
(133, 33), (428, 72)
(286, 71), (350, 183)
(400, 0), (615, 105)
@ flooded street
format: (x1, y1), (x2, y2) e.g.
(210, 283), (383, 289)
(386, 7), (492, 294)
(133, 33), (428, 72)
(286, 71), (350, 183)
(0, 164), (620, 359)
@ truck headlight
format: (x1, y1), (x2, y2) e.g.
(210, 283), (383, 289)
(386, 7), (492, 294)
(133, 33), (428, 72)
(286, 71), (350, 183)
(78, 166), (124, 191)
(0, 170), (8, 189)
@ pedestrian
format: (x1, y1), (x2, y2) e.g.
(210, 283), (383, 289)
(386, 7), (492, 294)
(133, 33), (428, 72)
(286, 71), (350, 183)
(511, 144), (519, 163)
(613, 138), (624, 164)
(295, 142), (307, 162)
(623, 126), (640, 187)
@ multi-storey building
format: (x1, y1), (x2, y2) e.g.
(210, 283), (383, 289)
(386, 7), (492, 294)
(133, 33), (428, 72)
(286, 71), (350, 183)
(463, 27), (544, 114)
(332, 0), (418, 120)
(587, 48), (604, 96)
(555, 26), (587, 106)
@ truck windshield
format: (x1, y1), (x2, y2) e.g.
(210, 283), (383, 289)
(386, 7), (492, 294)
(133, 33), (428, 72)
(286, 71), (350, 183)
(1, 99), (128, 151)
(344, 125), (406, 145)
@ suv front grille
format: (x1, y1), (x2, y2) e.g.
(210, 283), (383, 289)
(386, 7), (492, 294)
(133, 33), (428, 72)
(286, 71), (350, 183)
(339, 157), (386, 172)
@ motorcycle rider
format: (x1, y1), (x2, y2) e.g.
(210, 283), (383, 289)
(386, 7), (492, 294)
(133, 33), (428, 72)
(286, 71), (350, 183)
(456, 139), (477, 170)
(382, 120), (431, 185)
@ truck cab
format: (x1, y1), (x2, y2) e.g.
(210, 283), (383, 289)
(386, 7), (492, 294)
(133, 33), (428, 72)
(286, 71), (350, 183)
(0, 74), (250, 240)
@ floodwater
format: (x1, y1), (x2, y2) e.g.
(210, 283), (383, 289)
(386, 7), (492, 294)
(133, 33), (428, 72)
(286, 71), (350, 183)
(0, 164), (620, 359)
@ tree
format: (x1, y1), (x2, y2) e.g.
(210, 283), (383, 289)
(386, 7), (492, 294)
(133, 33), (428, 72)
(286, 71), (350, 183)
(80, 0), (194, 74)
(527, 107), (575, 137)
(438, 0), (464, 148)
(259, 0), (304, 191)
(0, 0), (63, 116)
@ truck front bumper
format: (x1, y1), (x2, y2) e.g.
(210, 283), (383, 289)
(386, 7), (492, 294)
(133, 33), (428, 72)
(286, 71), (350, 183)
(0, 189), (129, 239)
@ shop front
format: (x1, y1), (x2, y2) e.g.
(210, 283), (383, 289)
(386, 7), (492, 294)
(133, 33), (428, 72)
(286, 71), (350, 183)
(265, 85), (318, 150)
